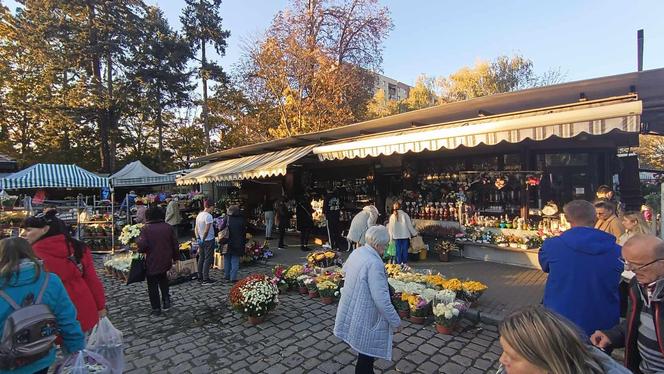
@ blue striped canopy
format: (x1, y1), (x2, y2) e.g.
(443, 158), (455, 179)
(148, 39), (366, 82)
(0, 164), (109, 190)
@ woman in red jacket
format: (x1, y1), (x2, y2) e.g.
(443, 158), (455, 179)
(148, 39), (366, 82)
(21, 210), (107, 332)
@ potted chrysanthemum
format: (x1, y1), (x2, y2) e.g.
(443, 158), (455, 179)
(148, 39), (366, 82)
(317, 280), (339, 305)
(229, 274), (279, 325)
(433, 301), (465, 334)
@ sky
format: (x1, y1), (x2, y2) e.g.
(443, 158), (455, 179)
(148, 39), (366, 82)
(4, 0), (664, 86)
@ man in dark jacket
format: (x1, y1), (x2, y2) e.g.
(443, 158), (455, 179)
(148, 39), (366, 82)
(592, 235), (664, 374)
(296, 194), (314, 251)
(539, 199), (622, 337)
(137, 206), (179, 316)
(220, 205), (246, 282)
(276, 198), (290, 250)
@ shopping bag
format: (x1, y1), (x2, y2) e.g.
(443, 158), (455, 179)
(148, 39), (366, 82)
(384, 241), (396, 258)
(126, 254), (146, 285)
(87, 317), (124, 374)
(55, 349), (112, 374)
(410, 235), (426, 252)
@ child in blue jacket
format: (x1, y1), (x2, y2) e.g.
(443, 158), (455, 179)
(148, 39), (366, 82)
(0, 237), (85, 374)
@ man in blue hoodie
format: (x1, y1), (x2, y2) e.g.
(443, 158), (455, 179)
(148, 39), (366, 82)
(539, 199), (622, 337)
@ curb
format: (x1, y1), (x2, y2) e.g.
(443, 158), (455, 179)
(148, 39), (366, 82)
(464, 308), (503, 326)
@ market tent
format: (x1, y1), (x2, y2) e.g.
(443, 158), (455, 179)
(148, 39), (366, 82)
(313, 98), (642, 161)
(0, 164), (109, 189)
(110, 160), (175, 187)
(176, 145), (316, 185)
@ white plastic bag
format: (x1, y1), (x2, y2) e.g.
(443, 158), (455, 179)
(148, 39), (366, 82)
(56, 350), (111, 374)
(86, 317), (124, 374)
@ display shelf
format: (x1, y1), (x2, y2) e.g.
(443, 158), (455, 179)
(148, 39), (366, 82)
(76, 195), (116, 254)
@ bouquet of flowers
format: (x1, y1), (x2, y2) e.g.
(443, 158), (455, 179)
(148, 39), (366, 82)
(402, 293), (428, 317)
(385, 263), (411, 277)
(271, 265), (289, 292)
(307, 250), (340, 268)
(391, 292), (409, 311)
(118, 224), (144, 245)
(442, 278), (463, 293)
(433, 301), (466, 327)
(460, 280), (488, 303)
(316, 280), (340, 298)
(284, 265), (305, 287)
(229, 274), (279, 318)
(434, 241), (459, 254)
(425, 274), (446, 290)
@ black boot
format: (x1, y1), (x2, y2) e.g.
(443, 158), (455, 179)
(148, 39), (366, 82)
(163, 297), (171, 310)
(151, 309), (162, 317)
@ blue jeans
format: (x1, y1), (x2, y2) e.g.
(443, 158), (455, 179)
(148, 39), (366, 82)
(265, 211), (274, 238)
(395, 238), (410, 264)
(224, 255), (240, 281)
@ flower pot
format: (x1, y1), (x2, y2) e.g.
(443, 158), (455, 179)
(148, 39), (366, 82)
(308, 290), (319, 298)
(321, 296), (334, 305)
(248, 315), (265, 325)
(409, 315), (426, 325)
(298, 286), (308, 295)
(435, 323), (455, 334)
(397, 309), (410, 319)
(438, 251), (449, 262)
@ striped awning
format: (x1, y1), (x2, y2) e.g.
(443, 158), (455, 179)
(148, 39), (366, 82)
(176, 145), (316, 186)
(0, 164), (109, 190)
(313, 99), (642, 161)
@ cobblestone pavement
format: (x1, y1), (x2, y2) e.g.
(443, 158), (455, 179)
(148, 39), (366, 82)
(100, 257), (502, 373)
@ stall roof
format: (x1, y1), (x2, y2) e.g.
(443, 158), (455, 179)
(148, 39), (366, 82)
(193, 67), (664, 163)
(314, 97), (642, 161)
(177, 145), (316, 185)
(0, 164), (109, 189)
(110, 161), (175, 187)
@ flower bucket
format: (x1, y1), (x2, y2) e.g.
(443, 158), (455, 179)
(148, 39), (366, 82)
(435, 323), (455, 335)
(438, 251), (449, 262)
(321, 296), (334, 305)
(308, 290), (319, 298)
(248, 315), (265, 325)
(298, 286), (308, 295)
(397, 309), (410, 319)
(409, 315), (426, 325)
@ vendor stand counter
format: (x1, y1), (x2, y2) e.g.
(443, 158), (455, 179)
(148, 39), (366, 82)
(457, 227), (542, 270)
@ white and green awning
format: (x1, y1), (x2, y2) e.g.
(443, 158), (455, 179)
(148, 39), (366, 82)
(0, 164), (109, 190)
(313, 99), (643, 161)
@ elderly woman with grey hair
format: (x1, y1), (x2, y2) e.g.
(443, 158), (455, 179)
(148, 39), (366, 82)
(219, 205), (246, 282)
(334, 225), (402, 373)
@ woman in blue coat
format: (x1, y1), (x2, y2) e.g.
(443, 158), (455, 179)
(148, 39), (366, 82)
(334, 225), (401, 373)
(0, 237), (84, 374)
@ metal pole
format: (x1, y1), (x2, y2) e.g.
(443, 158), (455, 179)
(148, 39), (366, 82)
(637, 29), (644, 72)
(660, 182), (664, 239)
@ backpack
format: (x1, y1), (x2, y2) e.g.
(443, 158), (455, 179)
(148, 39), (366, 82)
(0, 274), (58, 370)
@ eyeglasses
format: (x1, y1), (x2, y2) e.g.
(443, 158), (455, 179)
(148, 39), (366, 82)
(619, 258), (664, 271)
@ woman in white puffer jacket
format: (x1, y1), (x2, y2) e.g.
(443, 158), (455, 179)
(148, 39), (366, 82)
(387, 202), (417, 264)
(346, 205), (379, 249)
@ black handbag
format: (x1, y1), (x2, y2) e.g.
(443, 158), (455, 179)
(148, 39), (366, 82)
(126, 254), (146, 285)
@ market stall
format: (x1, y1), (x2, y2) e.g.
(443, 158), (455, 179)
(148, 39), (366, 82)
(0, 163), (113, 251)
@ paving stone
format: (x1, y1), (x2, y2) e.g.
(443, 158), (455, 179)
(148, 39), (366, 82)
(463, 368), (485, 374)
(439, 362), (466, 374)
(473, 358), (494, 371)
(451, 355), (473, 367)
(418, 343), (439, 355)
(333, 352), (356, 365)
(248, 360), (270, 373)
(396, 360), (417, 373)
(418, 361), (440, 374)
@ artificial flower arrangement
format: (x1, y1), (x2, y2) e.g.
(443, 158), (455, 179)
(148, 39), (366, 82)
(118, 224), (144, 245)
(229, 274), (279, 318)
(307, 250), (340, 268)
(460, 281), (488, 303)
(433, 301), (466, 328)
